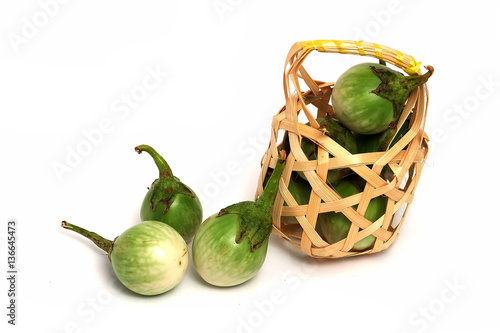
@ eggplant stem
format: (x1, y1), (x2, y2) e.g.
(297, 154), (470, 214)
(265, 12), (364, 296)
(256, 150), (287, 213)
(399, 66), (433, 91)
(135, 145), (173, 179)
(61, 221), (113, 255)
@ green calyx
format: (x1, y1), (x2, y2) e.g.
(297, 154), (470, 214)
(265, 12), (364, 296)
(320, 115), (358, 154)
(218, 153), (287, 252)
(299, 116), (357, 185)
(218, 201), (272, 252)
(370, 65), (433, 122)
(302, 116), (358, 158)
(135, 145), (196, 214)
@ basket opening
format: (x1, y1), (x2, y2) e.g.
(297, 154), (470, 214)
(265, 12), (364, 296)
(297, 101), (334, 127)
(276, 128), (287, 149)
(297, 110), (309, 125)
(391, 201), (408, 230)
(298, 52), (375, 86)
(399, 169), (411, 191)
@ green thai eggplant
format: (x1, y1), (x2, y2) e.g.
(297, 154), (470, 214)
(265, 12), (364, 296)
(136, 145), (202, 242)
(332, 62), (433, 135)
(299, 116), (357, 184)
(263, 171), (311, 225)
(319, 176), (388, 252)
(355, 118), (411, 153)
(61, 220), (188, 296)
(192, 152), (287, 287)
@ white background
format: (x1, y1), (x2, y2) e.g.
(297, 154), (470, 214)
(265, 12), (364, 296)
(1, 0), (499, 332)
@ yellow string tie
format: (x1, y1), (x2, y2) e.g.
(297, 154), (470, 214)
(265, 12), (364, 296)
(404, 58), (422, 75)
(354, 40), (366, 56)
(395, 51), (405, 69)
(373, 43), (384, 61)
(301, 40), (326, 52)
(332, 40), (346, 54)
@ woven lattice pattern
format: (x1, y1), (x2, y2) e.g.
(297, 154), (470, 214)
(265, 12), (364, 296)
(255, 40), (430, 258)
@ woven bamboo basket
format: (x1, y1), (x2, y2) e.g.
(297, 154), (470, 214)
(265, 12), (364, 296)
(255, 40), (431, 258)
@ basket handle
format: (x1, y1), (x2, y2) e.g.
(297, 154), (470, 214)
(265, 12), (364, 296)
(300, 40), (422, 75)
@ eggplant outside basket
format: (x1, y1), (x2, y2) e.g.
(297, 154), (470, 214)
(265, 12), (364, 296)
(255, 40), (432, 258)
